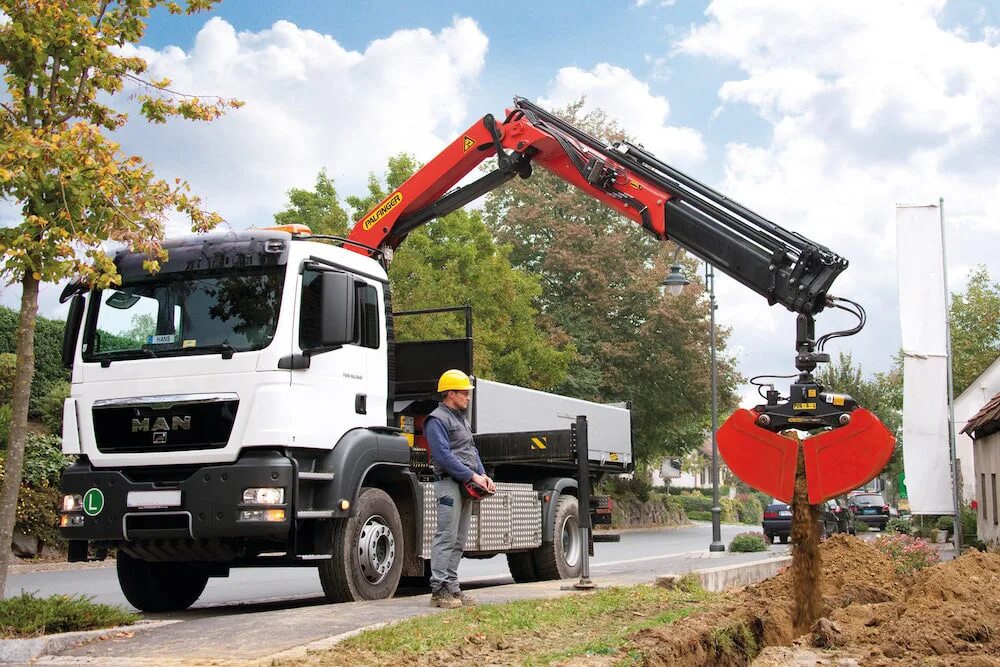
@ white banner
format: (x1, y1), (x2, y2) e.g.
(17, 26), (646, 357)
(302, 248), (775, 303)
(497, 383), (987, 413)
(896, 204), (954, 514)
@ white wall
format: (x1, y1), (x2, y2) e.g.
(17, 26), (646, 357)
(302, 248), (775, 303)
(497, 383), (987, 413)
(972, 431), (1000, 547)
(956, 356), (1000, 501)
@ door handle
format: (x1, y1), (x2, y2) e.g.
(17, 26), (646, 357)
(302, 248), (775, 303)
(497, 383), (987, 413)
(355, 394), (367, 415)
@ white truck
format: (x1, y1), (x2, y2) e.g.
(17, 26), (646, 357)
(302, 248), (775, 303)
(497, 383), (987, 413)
(58, 228), (632, 611)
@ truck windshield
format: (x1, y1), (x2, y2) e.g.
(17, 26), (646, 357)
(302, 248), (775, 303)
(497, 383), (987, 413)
(83, 266), (285, 361)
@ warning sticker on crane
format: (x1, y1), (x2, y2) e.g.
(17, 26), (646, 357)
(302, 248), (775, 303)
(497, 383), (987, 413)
(361, 191), (404, 231)
(463, 135), (476, 152)
(530, 436), (547, 450)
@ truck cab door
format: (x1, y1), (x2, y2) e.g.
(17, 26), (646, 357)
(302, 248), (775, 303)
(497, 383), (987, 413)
(289, 267), (376, 446)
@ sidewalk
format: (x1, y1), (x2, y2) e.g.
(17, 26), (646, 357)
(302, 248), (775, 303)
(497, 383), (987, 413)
(20, 548), (788, 665)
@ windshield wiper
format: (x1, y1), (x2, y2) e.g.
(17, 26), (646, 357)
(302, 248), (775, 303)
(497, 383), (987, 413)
(96, 348), (158, 367)
(176, 343), (237, 359)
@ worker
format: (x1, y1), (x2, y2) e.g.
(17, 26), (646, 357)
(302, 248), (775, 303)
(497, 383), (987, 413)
(425, 369), (496, 609)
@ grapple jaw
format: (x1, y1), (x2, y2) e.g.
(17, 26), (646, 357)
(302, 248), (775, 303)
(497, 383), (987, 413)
(718, 406), (895, 504)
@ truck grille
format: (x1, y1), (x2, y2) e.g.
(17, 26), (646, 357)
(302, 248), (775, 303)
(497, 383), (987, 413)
(93, 394), (238, 454)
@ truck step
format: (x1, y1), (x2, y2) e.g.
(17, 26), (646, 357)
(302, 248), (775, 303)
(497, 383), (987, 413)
(592, 532), (621, 543)
(298, 472), (335, 482)
(296, 510), (337, 519)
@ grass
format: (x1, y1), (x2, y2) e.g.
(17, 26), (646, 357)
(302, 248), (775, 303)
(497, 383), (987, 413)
(0, 592), (138, 639)
(303, 577), (713, 666)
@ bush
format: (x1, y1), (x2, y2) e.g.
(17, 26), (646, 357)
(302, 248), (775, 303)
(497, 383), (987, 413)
(604, 475), (653, 503)
(38, 381), (70, 435)
(719, 497), (739, 523)
(734, 494), (763, 525)
(961, 504), (978, 537)
(609, 491), (686, 528)
(853, 519), (870, 533)
(0, 434), (70, 547)
(885, 517), (912, 534)
(687, 510), (712, 521)
(0, 592), (137, 638)
(676, 494), (713, 514)
(0, 403), (11, 448)
(729, 532), (768, 552)
(935, 515), (953, 533)
(872, 533), (940, 574)
(0, 352), (14, 405)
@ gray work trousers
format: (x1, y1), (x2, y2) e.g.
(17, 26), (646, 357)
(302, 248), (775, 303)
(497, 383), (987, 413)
(429, 477), (473, 594)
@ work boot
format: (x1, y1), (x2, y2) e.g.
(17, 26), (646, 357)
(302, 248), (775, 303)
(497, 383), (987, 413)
(430, 590), (461, 609)
(455, 590), (477, 607)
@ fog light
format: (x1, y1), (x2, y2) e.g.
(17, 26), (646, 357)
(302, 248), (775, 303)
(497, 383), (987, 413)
(61, 494), (83, 512)
(243, 487), (285, 505)
(240, 509), (264, 522)
(60, 514), (84, 528)
(265, 509), (286, 522)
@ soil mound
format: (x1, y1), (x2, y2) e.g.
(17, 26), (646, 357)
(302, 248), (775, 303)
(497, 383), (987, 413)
(633, 535), (986, 667)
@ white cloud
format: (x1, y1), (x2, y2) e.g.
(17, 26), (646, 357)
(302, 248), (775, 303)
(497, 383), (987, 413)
(538, 63), (706, 166)
(675, 0), (1000, 385)
(111, 16), (489, 232)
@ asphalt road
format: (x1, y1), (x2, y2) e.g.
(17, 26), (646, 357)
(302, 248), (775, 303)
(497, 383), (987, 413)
(10, 522), (787, 612)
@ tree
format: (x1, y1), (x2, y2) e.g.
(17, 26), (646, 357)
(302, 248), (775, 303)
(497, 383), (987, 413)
(483, 101), (740, 465)
(950, 265), (1000, 395)
(274, 169), (349, 236)
(276, 157), (573, 389)
(0, 0), (241, 597)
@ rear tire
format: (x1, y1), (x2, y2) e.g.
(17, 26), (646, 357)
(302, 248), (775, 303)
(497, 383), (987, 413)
(765, 533), (775, 544)
(779, 534), (789, 544)
(116, 551), (208, 612)
(533, 495), (582, 581)
(506, 551), (539, 583)
(318, 487), (403, 602)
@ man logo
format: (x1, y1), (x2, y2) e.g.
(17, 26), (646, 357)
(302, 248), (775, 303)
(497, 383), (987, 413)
(132, 416), (192, 433)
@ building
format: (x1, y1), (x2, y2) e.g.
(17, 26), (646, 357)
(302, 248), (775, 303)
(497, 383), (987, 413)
(961, 391), (1000, 548)
(955, 355), (1000, 502)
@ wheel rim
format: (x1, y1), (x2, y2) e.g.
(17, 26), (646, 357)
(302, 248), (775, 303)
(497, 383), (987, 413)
(560, 514), (581, 568)
(357, 514), (395, 585)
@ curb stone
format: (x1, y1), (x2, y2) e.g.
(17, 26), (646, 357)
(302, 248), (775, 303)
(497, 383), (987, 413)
(0, 620), (179, 664)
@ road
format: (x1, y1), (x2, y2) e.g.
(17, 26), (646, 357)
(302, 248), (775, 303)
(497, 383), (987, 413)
(10, 522), (787, 612)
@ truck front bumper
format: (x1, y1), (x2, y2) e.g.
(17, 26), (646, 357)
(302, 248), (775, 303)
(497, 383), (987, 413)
(59, 450), (295, 545)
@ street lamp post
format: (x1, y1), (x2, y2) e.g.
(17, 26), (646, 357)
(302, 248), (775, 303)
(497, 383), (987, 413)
(662, 252), (725, 552)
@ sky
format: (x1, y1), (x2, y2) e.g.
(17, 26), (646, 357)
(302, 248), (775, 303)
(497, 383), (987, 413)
(3, 0), (1000, 407)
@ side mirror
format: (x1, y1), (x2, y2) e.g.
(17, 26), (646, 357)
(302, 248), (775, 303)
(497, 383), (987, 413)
(62, 294), (86, 368)
(317, 271), (356, 347)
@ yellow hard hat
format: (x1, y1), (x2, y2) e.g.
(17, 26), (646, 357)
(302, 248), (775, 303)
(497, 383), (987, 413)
(438, 369), (474, 392)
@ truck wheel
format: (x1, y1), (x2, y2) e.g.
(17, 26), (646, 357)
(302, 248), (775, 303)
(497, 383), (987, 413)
(116, 551), (208, 612)
(318, 487), (403, 602)
(532, 494), (582, 580)
(506, 551), (539, 583)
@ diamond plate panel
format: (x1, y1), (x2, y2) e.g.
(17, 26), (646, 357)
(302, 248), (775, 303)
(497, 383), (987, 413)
(419, 482), (541, 559)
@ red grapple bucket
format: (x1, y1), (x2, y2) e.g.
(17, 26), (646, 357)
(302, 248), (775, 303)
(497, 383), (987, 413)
(717, 408), (895, 504)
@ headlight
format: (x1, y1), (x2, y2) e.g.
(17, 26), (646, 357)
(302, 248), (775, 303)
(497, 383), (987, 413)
(242, 487), (285, 505)
(61, 494), (83, 512)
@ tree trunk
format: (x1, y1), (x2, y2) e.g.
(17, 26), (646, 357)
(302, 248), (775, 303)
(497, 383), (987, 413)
(0, 273), (40, 598)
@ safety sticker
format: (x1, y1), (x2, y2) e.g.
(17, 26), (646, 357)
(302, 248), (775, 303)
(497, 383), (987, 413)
(609, 452), (620, 462)
(628, 181), (642, 190)
(463, 135), (476, 152)
(825, 394), (846, 406)
(182, 339), (197, 348)
(531, 436), (547, 450)
(83, 488), (104, 517)
(361, 191), (404, 231)
(793, 402), (817, 411)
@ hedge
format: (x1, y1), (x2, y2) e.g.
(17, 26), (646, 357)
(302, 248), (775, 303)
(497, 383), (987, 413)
(675, 494), (713, 514)
(0, 306), (69, 417)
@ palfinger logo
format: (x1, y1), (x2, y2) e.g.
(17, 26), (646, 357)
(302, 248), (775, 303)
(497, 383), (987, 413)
(361, 191), (404, 231)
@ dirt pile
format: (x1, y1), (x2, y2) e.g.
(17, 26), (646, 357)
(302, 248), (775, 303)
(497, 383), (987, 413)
(634, 535), (911, 666)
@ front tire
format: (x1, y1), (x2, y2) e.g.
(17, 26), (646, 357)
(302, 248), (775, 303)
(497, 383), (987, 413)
(318, 487), (403, 602)
(116, 551), (208, 612)
(533, 494), (582, 580)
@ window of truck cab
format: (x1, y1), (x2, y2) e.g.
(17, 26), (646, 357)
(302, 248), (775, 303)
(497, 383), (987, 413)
(299, 268), (380, 350)
(82, 265), (286, 362)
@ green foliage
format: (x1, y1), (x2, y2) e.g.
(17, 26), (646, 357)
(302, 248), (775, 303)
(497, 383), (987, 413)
(38, 381), (70, 435)
(728, 532), (768, 552)
(687, 510), (712, 521)
(934, 507), (979, 538)
(274, 168), (349, 236)
(0, 352), (14, 404)
(719, 497), (740, 523)
(872, 533), (940, 574)
(885, 517), (912, 534)
(0, 310), (69, 417)
(0, 403), (10, 448)
(0, 592), (137, 638)
(602, 475), (654, 503)
(675, 494), (713, 514)
(483, 102), (740, 465)
(1, 434), (68, 545)
(935, 515), (953, 533)
(279, 160), (573, 389)
(734, 494), (764, 525)
(852, 519), (870, 533)
(950, 266), (1000, 394)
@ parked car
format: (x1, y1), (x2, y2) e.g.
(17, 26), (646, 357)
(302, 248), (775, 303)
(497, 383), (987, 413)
(762, 499), (842, 543)
(848, 492), (891, 530)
